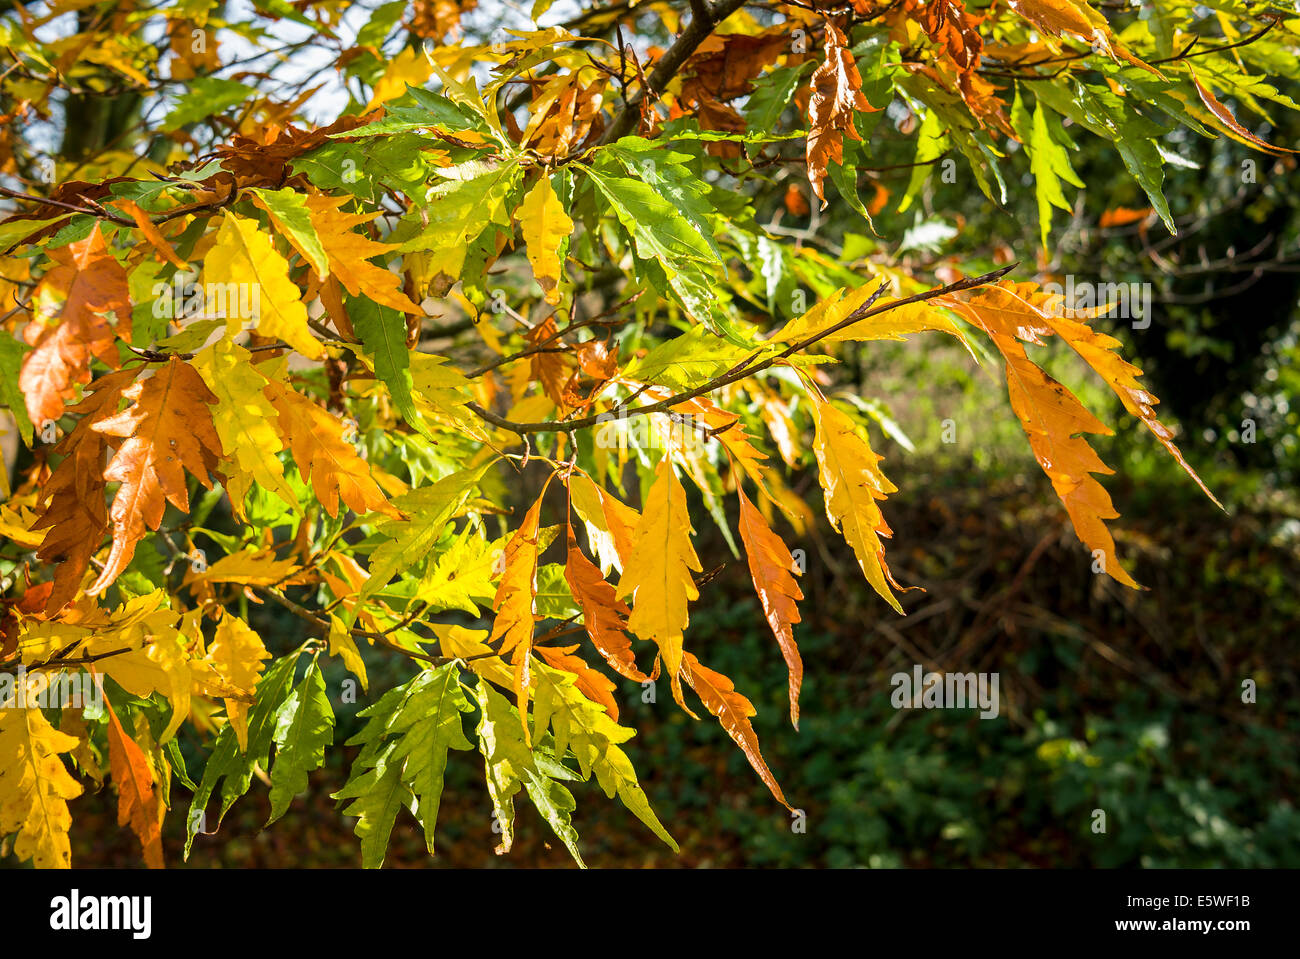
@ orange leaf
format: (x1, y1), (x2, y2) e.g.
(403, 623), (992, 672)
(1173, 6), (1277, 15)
(941, 284), (1152, 586)
(262, 378), (397, 519)
(488, 478), (551, 742)
(105, 699), (164, 869)
(736, 485), (804, 728)
(1189, 67), (1299, 157)
(1098, 206), (1151, 228)
(534, 643), (619, 720)
(31, 369), (137, 613)
(527, 316), (573, 410)
(304, 194), (422, 314)
(117, 198), (187, 269)
(681, 651), (790, 809)
(563, 524), (647, 683)
(19, 224), (131, 425)
(87, 358), (223, 596)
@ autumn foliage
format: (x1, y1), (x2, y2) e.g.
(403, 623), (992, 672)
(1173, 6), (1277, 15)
(0, 0), (1294, 868)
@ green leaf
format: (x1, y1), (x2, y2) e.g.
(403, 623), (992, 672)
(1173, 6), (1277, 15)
(622, 327), (756, 392)
(601, 139), (722, 261)
(249, 187), (329, 276)
(355, 463), (491, 613)
(745, 62), (813, 133)
(185, 648), (303, 858)
(356, 0), (406, 47)
(332, 664), (474, 865)
(898, 107), (947, 215)
(531, 662), (677, 852)
(472, 678), (586, 866)
(391, 159), (521, 282)
(583, 163), (717, 264)
(349, 296), (431, 441)
(267, 659), (335, 825)
(385, 664), (473, 854)
(0, 334), (33, 444)
(162, 77), (255, 132)
(1011, 90), (1085, 249)
(1032, 80), (1175, 233)
(333, 747), (411, 869)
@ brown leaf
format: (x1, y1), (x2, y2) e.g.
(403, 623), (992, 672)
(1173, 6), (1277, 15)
(31, 369), (138, 613)
(906, 0), (983, 74)
(806, 19), (875, 207)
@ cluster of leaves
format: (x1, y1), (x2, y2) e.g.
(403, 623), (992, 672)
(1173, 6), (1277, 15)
(0, 0), (1295, 868)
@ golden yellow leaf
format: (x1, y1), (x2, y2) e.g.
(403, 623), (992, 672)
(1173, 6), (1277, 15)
(518, 175), (573, 305)
(262, 378), (398, 519)
(203, 212), (323, 359)
(615, 455), (701, 707)
(192, 338), (298, 517)
(305, 194), (422, 315)
(0, 678), (83, 868)
(207, 611), (270, 752)
(810, 395), (906, 612)
(328, 615), (369, 693)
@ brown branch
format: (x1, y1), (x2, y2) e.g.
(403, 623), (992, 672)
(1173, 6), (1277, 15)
(466, 263), (1017, 435)
(598, 0), (749, 145)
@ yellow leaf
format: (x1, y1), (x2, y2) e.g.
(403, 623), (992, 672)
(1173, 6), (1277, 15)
(328, 615), (369, 693)
(567, 471), (639, 575)
(365, 45), (433, 111)
(85, 595), (195, 742)
(518, 175), (573, 305)
(207, 611), (270, 752)
(0, 679), (83, 868)
(203, 212), (322, 359)
(614, 455), (701, 707)
(0, 502), (45, 550)
(192, 339), (298, 518)
(184, 547), (301, 595)
(810, 395), (906, 612)
(434, 622), (514, 691)
(774, 284), (962, 346)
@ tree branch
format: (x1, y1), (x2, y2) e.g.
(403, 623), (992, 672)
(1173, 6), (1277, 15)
(467, 263), (1018, 435)
(598, 0), (749, 145)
